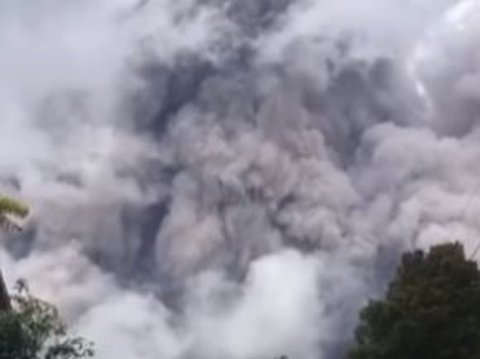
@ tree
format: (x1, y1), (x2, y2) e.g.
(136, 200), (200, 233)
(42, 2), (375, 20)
(0, 195), (29, 311)
(0, 195), (94, 358)
(348, 242), (480, 359)
(0, 281), (94, 359)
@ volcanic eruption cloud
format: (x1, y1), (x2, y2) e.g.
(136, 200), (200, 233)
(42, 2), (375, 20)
(1, 0), (480, 358)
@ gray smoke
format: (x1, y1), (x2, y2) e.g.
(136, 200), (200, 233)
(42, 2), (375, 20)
(1, 0), (480, 358)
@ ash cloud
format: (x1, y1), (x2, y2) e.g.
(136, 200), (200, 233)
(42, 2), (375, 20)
(2, 0), (480, 358)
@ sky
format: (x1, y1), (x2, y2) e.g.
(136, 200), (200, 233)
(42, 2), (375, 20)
(1, 0), (480, 358)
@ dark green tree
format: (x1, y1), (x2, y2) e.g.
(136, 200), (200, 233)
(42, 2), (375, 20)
(348, 242), (480, 359)
(0, 195), (94, 358)
(0, 281), (94, 359)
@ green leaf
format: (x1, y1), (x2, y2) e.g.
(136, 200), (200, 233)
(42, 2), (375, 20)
(0, 196), (29, 218)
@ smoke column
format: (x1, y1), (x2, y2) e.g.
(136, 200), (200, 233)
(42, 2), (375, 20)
(1, 0), (480, 358)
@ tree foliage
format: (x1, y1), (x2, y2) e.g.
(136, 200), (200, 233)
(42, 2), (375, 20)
(0, 281), (94, 359)
(0, 194), (30, 310)
(0, 195), (93, 358)
(0, 196), (29, 231)
(348, 242), (480, 359)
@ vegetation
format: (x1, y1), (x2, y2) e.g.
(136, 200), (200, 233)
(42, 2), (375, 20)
(0, 195), (29, 232)
(348, 242), (480, 359)
(0, 195), (94, 358)
(0, 281), (94, 359)
(2, 193), (480, 359)
(0, 195), (29, 311)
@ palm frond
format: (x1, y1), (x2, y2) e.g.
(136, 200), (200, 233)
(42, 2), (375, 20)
(0, 197), (29, 219)
(0, 196), (29, 231)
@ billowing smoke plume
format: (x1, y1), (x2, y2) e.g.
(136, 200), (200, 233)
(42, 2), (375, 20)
(1, 0), (480, 358)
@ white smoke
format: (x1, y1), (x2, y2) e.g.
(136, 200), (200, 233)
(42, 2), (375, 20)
(2, 0), (480, 358)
